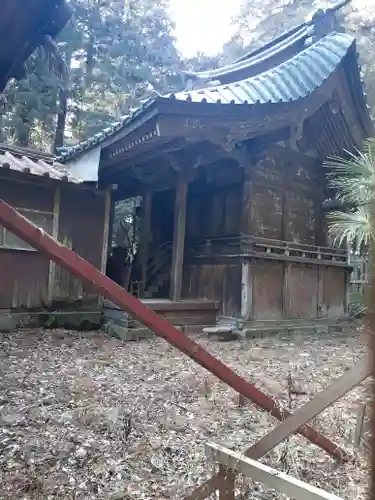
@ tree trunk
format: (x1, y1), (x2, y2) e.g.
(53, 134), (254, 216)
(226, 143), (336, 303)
(53, 88), (68, 153)
(15, 108), (31, 147)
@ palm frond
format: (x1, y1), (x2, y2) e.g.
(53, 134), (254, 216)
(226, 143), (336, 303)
(38, 35), (69, 85)
(326, 207), (373, 250)
(324, 138), (375, 206)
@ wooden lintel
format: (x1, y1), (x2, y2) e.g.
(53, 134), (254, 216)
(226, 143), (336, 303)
(130, 161), (172, 185)
(165, 149), (203, 177)
(252, 178), (311, 194)
(157, 114), (295, 147)
(170, 177), (188, 301)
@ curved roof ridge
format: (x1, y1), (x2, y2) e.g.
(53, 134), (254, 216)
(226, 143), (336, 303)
(184, 24), (312, 84)
(171, 32), (354, 103)
(183, 0), (351, 86)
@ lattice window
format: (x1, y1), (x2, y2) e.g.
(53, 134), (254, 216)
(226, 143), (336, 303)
(0, 208), (53, 251)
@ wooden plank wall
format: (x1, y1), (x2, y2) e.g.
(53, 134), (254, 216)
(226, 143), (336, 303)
(186, 181), (243, 242)
(0, 177), (107, 310)
(0, 178), (52, 308)
(182, 260), (241, 317)
(182, 166), (243, 316)
(55, 187), (106, 306)
(244, 153), (318, 244)
(181, 151), (347, 321)
(243, 260), (346, 320)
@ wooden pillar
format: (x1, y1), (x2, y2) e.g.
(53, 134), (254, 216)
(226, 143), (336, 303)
(98, 188), (112, 306)
(106, 191), (116, 257)
(139, 190), (152, 298)
(282, 262), (291, 318)
(100, 189), (112, 274)
(47, 186), (60, 303)
(241, 166), (253, 235)
(241, 260), (252, 320)
(170, 177), (188, 301)
(317, 262), (324, 317)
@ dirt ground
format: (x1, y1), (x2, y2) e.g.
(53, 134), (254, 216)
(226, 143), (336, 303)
(0, 328), (370, 499)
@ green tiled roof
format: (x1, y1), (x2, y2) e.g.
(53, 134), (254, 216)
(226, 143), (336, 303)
(58, 8), (361, 163)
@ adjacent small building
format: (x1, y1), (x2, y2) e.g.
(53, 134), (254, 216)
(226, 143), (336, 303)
(59, 4), (373, 333)
(0, 144), (110, 330)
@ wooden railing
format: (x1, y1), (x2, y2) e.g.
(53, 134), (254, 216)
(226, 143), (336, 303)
(205, 442), (343, 500)
(191, 234), (349, 267)
(138, 235), (349, 297)
(184, 357), (370, 499)
(146, 240), (172, 285)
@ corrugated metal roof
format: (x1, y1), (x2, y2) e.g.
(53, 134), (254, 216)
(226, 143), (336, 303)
(0, 145), (80, 183)
(58, 31), (357, 163)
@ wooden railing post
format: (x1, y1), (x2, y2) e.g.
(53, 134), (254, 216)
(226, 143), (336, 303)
(218, 466), (235, 500)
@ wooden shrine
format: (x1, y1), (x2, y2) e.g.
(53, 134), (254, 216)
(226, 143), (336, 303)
(60, 3), (373, 332)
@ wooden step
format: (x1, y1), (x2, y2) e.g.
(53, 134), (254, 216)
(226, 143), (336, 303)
(103, 299), (220, 340)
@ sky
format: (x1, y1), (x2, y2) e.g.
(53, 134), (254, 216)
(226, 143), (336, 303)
(170, 0), (242, 58)
(170, 0), (372, 58)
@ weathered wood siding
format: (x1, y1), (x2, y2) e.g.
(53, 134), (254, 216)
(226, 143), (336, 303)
(241, 258), (346, 320)
(322, 266), (346, 318)
(181, 149), (347, 321)
(252, 260), (283, 320)
(285, 264), (319, 319)
(186, 166), (243, 243)
(182, 260), (241, 316)
(0, 176), (106, 310)
(0, 179), (51, 308)
(151, 189), (174, 248)
(244, 153), (320, 245)
(55, 187), (106, 305)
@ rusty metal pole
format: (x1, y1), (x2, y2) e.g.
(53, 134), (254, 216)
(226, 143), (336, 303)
(0, 199), (348, 462)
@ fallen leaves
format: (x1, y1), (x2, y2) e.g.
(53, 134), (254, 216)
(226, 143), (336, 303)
(0, 328), (370, 499)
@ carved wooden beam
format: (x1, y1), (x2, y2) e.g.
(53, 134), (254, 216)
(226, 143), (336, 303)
(289, 121), (304, 150)
(270, 142), (319, 166)
(130, 160), (171, 184)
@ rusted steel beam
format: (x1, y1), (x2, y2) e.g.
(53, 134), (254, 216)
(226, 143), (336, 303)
(0, 200), (348, 466)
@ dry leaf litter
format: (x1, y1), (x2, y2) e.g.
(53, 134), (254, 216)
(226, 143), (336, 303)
(0, 327), (370, 499)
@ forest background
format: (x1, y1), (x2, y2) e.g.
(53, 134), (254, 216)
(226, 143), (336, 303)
(1, 0), (373, 154)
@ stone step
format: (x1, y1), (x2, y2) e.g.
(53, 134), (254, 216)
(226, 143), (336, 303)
(203, 325), (235, 342)
(106, 324), (155, 341)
